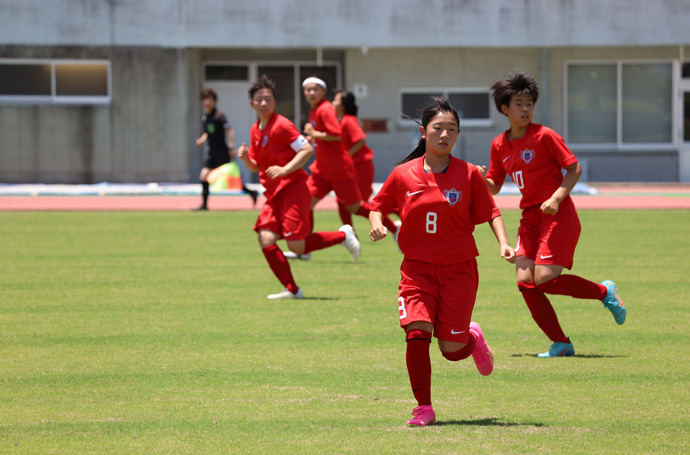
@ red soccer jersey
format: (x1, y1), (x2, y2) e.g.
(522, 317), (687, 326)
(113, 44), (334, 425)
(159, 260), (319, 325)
(339, 114), (374, 165)
(308, 98), (355, 180)
(487, 123), (579, 209)
(248, 113), (308, 200)
(371, 155), (501, 265)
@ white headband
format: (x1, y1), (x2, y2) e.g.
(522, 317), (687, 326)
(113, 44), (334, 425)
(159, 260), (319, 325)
(302, 77), (327, 89)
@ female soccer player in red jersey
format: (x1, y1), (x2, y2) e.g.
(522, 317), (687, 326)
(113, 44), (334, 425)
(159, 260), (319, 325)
(331, 90), (402, 238)
(478, 71), (626, 358)
(369, 97), (515, 426)
(237, 76), (360, 300)
(301, 78), (399, 240)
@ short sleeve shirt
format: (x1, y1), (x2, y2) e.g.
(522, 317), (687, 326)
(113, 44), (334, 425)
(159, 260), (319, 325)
(202, 108), (231, 155)
(371, 155), (501, 265)
(248, 113), (308, 200)
(307, 99), (355, 180)
(340, 114), (374, 164)
(487, 123), (578, 209)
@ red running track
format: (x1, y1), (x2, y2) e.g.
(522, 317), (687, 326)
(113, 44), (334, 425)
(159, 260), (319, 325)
(0, 186), (689, 211)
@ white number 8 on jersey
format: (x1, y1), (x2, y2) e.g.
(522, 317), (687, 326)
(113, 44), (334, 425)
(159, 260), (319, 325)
(426, 212), (437, 234)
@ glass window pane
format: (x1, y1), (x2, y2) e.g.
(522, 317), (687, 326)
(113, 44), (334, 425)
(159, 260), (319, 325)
(298, 66), (337, 129)
(682, 63), (690, 79)
(205, 65), (248, 81)
(257, 66), (295, 123)
(448, 93), (490, 120)
(622, 63), (672, 143)
(0, 63), (51, 96)
(401, 93), (443, 122)
(567, 64), (617, 143)
(55, 63), (108, 96)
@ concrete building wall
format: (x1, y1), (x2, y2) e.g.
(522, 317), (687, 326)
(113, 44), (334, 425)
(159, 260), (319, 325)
(0, 1), (688, 183)
(0, 44), (684, 183)
(0, 46), (191, 183)
(2, 0), (690, 48)
(344, 47), (542, 181)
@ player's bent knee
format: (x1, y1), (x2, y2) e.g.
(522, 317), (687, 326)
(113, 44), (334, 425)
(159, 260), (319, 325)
(518, 281), (537, 292)
(257, 230), (279, 249)
(536, 277), (558, 293)
(285, 241), (305, 255)
(441, 345), (471, 361)
(406, 329), (432, 343)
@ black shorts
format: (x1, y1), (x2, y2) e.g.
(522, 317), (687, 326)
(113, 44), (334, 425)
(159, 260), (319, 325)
(204, 152), (230, 170)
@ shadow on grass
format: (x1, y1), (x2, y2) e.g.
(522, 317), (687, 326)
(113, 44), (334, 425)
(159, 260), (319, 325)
(434, 417), (545, 427)
(510, 354), (627, 359)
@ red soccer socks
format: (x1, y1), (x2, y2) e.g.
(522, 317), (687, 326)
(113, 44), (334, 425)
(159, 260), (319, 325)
(518, 281), (569, 344)
(537, 275), (607, 300)
(262, 245), (299, 295)
(303, 231), (346, 254)
(405, 329), (432, 406)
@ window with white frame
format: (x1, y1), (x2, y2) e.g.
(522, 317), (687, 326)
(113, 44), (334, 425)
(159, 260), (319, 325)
(399, 89), (492, 127)
(0, 60), (111, 104)
(566, 61), (673, 146)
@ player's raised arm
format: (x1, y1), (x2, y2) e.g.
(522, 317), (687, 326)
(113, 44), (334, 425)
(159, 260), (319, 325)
(237, 142), (259, 173)
(540, 161), (582, 215)
(476, 164), (502, 195)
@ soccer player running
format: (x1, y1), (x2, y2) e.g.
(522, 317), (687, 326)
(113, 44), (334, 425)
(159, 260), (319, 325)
(369, 97), (515, 427)
(332, 90), (401, 239)
(301, 77), (399, 245)
(195, 89), (258, 210)
(237, 76), (360, 300)
(477, 71), (626, 358)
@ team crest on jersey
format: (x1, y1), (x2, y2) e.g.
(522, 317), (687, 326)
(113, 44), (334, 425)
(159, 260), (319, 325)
(520, 148), (535, 164)
(262, 136), (269, 147)
(443, 188), (462, 206)
(207, 124), (216, 134)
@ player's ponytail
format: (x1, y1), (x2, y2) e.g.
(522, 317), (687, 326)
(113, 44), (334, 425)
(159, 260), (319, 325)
(397, 96), (459, 166)
(335, 90), (358, 117)
(396, 136), (426, 166)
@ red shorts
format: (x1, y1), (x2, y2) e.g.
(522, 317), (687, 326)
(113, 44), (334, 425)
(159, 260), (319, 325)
(397, 257), (478, 343)
(354, 160), (375, 202)
(253, 181), (312, 241)
(515, 196), (581, 269)
(307, 172), (362, 207)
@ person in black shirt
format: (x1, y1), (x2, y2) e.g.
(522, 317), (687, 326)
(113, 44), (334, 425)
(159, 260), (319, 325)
(195, 88), (258, 210)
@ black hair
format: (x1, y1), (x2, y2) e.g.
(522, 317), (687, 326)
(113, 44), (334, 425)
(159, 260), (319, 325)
(334, 90), (358, 116)
(248, 74), (276, 99)
(200, 88), (217, 101)
(396, 96), (460, 166)
(490, 70), (539, 115)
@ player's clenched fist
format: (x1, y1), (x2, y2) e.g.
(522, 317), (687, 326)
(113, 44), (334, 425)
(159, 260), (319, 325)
(369, 225), (388, 242)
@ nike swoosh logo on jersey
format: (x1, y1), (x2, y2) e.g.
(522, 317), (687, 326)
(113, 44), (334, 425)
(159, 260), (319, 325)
(406, 190), (423, 197)
(450, 329), (466, 335)
(503, 156), (511, 162)
(540, 254), (553, 259)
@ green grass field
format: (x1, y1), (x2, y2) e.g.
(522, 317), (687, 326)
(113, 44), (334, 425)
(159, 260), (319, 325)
(1, 209), (688, 454)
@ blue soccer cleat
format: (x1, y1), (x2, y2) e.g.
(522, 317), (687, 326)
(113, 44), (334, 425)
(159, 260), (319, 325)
(601, 280), (626, 325)
(537, 338), (575, 358)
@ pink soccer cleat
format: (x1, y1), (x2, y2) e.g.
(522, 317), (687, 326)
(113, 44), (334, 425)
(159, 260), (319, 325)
(407, 405), (436, 427)
(469, 322), (494, 376)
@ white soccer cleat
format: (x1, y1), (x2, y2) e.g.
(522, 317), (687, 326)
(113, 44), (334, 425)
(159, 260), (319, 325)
(267, 288), (303, 300)
(283, 251), (311, 261)
(338, 224), (361, 260)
